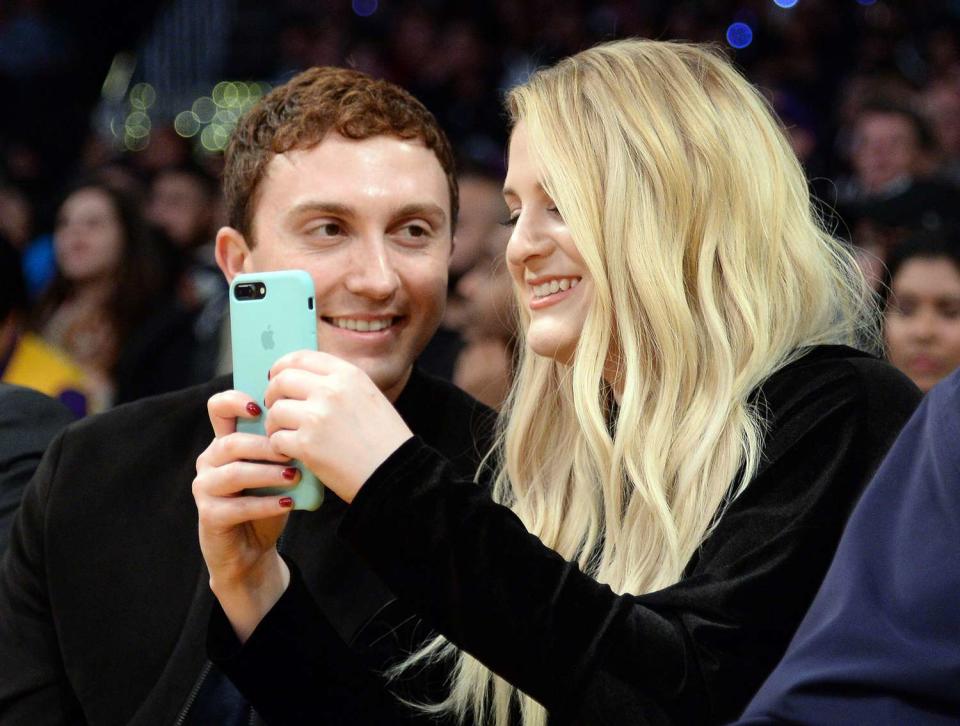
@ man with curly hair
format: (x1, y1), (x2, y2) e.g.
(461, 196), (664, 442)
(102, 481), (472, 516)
(0, 67), (493, 725)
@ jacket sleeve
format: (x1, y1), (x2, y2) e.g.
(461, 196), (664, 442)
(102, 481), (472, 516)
(208, 558), (446, 726)
(0, 386), (74, 554)
(737, 374), (960, 725)
(0, 432), (86, 724)
(338, 366), (919, 724)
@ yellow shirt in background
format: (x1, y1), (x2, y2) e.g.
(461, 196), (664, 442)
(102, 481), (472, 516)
(2, 333), (90, 416)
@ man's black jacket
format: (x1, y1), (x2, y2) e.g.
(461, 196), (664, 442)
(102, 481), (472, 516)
(0, 368), (494, 725)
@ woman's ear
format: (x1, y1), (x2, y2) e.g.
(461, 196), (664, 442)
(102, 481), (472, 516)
(215, 226), (252, 282)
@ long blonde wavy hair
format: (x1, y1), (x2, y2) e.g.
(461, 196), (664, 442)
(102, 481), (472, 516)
(396, 38), (877, 725)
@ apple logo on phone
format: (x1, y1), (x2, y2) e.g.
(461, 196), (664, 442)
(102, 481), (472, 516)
(261, 326), (275, 350)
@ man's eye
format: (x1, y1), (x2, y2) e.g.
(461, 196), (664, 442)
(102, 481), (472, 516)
(890, 300), (914, 316)
(311, 222), (342, 237)
(399, 224), (430, 239)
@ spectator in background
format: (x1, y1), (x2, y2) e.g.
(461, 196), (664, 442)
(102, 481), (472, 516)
(0, 182), (57, 298)
(444, 161), (507, 332)
(838, 102), (960, 286)
(0, 236), (89, 416)
(883, 234), (960, 392)
(146, 162), (226, 309)
(142, 162), (231, 397)
(147, 163), (216, 253)
(419, 159), (512, 386)
(0, 383), (74, 555)
(450, 165), (515, 409)
(32, 181), (175, 409)
(0, 184), (31, 250)
(921, 80), (960, 185)
(843, 101), (934, 203)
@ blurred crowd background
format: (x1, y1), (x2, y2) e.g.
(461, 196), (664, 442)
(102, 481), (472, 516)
(4, 0), (960, 416)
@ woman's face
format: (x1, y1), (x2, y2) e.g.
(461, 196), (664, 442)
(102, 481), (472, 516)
(54, 188), (125, 284)
(503, 123), (591, 365)
(885, 256), (960, 392)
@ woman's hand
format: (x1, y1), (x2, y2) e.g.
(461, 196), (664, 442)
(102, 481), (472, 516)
(264, 351), (414, 503)
(193, 390), (297, 642)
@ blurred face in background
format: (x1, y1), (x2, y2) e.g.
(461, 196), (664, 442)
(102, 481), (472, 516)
(923, 83), (960, 158)
(54, 188), (124, 285)
(147, 170), (213, 249)
(885, 255), (960, 392)
(456, 222), (513, 341)
(852, 111), (922, 194)
(446, 174), (508, 330)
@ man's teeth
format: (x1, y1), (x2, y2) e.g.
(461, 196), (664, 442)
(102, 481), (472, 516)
(532, 277), (580, 299)
(330, 317), (394, 332)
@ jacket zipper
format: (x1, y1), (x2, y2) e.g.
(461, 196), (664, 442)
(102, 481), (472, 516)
(175, 535), (289, 725)
(173, 659), (213, 726)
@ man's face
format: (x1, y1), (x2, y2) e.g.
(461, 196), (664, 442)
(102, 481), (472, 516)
(147, 172), (212, 248)
(236, 133), (451, 400)
(852, 112), (921, 193)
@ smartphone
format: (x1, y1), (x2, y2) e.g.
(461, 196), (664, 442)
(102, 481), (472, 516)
(229, 270), (324, 510)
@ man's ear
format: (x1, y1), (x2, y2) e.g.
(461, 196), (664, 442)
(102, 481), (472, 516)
(215, 226), (253, 282)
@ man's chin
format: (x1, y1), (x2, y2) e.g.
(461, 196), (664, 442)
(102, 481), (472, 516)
(348, 360), (413, 402)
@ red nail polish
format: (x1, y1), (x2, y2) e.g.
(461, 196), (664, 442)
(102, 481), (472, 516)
(267, 370), (271, 381)
(279, 496), (294, 508)
(246, 402), (262, 416)
(282, 467), (298, 481)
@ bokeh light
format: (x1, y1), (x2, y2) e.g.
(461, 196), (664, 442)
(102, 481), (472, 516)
(352, 0), (378, 17)
(857, 0), (877, 5)
(192, 96), (217, 123)
(773, 0), (798, 7)
(726, 22), (754, 49)
(124, 111), (151, 139)
(174, 110), (201, 138)
(129, 83), (156, 111)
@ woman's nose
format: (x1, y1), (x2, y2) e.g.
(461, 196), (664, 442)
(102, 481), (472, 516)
(505, 213), (553, 268)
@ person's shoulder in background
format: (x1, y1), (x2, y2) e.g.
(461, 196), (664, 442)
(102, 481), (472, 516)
(736, 366), (960, 726)
(0, 383), (75, 553)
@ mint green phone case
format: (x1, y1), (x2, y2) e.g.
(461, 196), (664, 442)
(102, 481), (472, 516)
(229, 270), (324, 510)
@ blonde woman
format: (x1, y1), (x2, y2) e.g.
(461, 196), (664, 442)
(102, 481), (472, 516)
(195, 41), (920, 724)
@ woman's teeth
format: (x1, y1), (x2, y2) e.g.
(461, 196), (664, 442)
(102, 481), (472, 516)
(532, 277), (580, 299)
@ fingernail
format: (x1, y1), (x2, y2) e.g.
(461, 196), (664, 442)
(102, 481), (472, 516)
(279, 496), (294, 508)
(246, 402), (262, 416)
(282, 467), (298, 481)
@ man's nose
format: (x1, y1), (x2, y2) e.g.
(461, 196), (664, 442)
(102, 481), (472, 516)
(345, 238), (400, 300)
(909, 309), (938, 341)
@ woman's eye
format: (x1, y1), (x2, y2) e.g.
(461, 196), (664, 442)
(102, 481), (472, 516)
(500, 213), (519, 228)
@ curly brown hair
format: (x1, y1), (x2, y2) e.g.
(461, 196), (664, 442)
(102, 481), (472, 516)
(223, 66), (458, 243)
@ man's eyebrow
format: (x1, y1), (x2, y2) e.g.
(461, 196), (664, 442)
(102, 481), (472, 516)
(393, 202), (447, 225)
(287, 201), (355, 218)
(286, 201), (446, 225)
